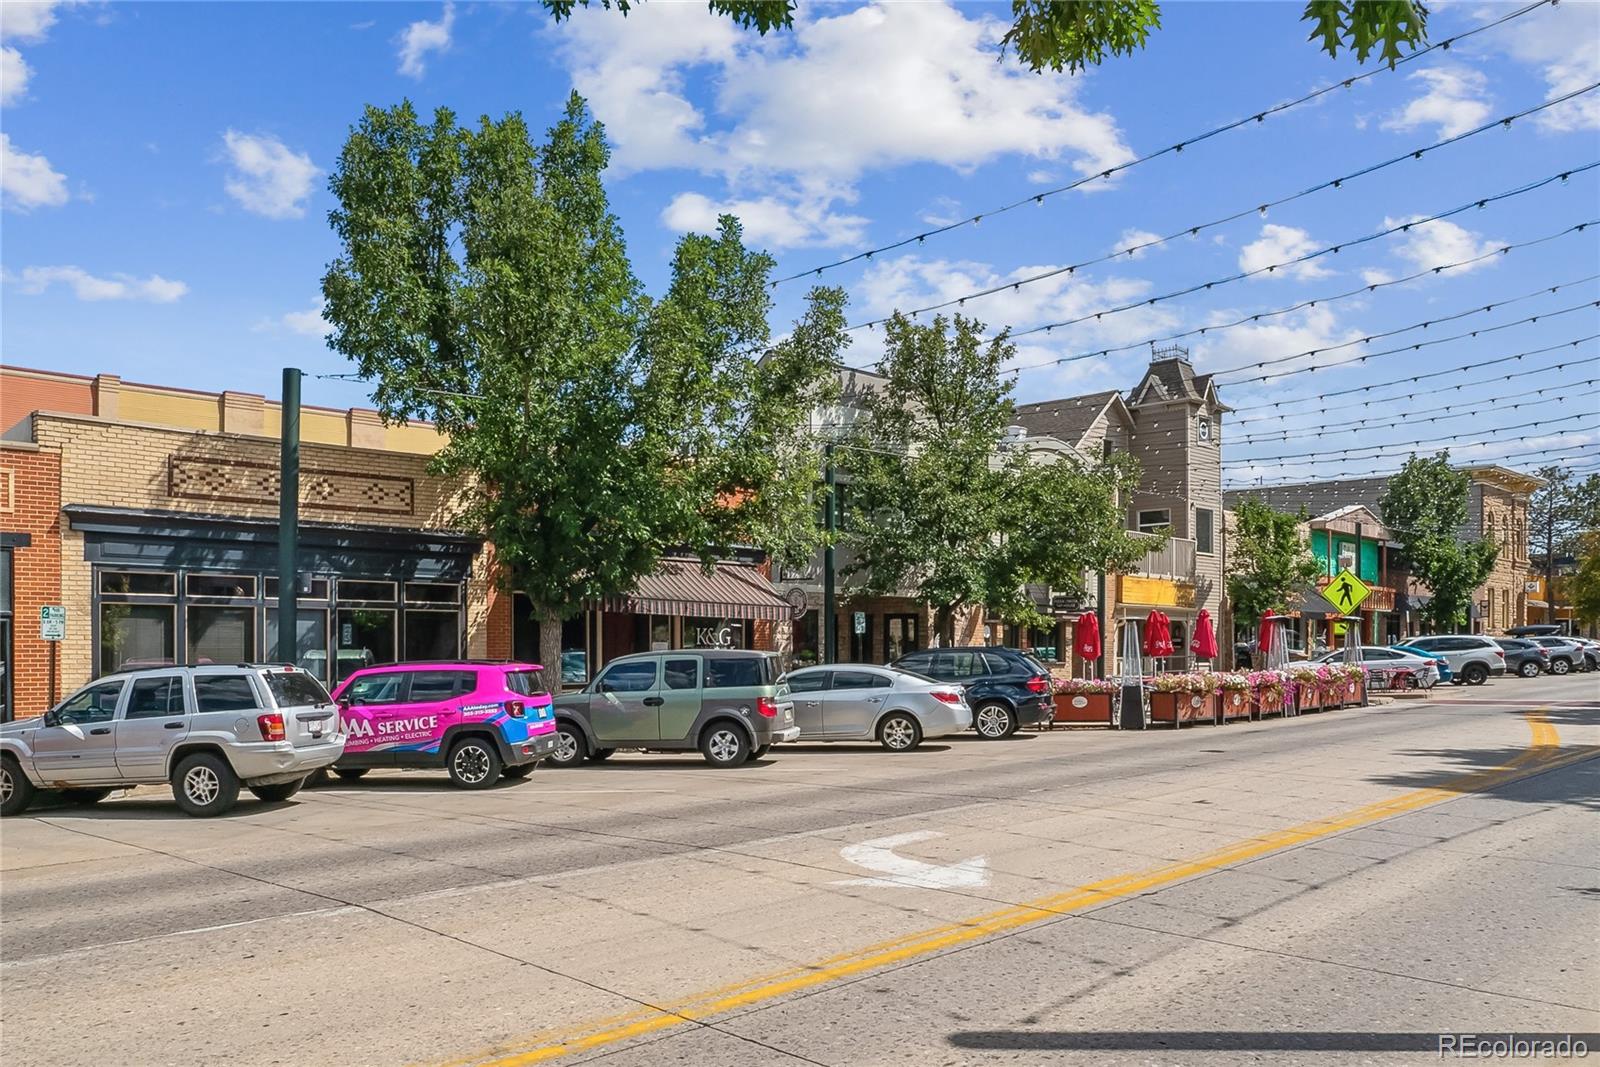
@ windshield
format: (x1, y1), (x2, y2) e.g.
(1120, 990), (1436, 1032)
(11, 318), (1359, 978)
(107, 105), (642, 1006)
(260, 670), (332, 708)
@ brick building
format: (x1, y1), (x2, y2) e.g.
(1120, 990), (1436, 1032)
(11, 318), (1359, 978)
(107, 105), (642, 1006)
(0, 442), (62, 720)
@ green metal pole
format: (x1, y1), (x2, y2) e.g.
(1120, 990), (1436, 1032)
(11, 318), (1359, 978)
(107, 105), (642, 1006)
(823, 443), (837, 665)
(277, 368), (301, 665)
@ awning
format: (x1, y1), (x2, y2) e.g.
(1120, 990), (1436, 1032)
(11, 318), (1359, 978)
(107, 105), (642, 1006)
(601, 559), (793, 621)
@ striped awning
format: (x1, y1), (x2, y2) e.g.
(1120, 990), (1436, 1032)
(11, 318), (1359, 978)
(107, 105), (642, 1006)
(600, 559), (792, 621)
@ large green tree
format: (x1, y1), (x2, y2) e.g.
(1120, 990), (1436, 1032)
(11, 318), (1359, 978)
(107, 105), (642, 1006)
(1528, 465), (1600, 623)
(1569, 532), (1600, 630)
(542, 0), (1429, 74)
(1226, 497), (1321, 629)
(321, 94), (845, 678)
(837, 312), (1148, 642)
(1379, 452), (1498, 632)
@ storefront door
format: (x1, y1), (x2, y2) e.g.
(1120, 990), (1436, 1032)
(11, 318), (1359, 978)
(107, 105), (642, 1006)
(883, 614), (919, 662)
(337, 609), (395, 683)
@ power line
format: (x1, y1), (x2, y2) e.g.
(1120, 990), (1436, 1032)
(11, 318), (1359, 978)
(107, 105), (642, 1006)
(845, 118), (1599, 336)
(1225, 413), (1598, 464)
(1231, 382), (1600, 444)
(1002, 220), (1597, 371)
(773, 0), (1560, 286)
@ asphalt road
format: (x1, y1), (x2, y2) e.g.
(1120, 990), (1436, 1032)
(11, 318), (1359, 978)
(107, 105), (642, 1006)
(2, 674), (1597, 1067)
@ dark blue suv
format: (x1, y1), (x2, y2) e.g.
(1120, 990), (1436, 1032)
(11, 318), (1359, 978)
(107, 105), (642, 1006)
(888, 647), (1052, 739)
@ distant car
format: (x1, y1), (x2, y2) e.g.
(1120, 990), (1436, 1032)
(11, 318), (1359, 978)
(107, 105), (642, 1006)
(888, 647), (1053, 739)
(1391, 644), (1453, 684)
(784, 665), (972, 751)
(1529, 636), (1589, 674)
(1494, 638), (1550, 679)
(1401, 635), (1507, 686)
(1569, 638), (1600, 671)
(1314, 647), (1440, 688)
(2, 664), (343, 818)
(330, 661), (557, 788)
(550, 650), (799, 768)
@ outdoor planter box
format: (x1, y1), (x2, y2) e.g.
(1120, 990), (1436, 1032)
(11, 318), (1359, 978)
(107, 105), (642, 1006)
(1340, 679), (1365, 706)
(1219, 690), (1255, 721)
(1053, 692), (1113, 725)
(1296, 686), (1324, 712)
(1255, 690), (1290, 718)
(1149, 691), (1212, 726)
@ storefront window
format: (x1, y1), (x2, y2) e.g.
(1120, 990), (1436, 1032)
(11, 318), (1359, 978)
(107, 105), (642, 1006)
(337, 608), (395, 681)
(686, 617), (749, 650)
(99, 570), (175, 596)
(187, 605), (255, 665)
(1027, 626), (1058, 662)
(100, 604), (176, 674)
(884, 614), (920, 661)
(633, 614), (671, 651)
(791, 610), (819, 667)
(404, 609), (460, 660)
(266, 608), (331, 682)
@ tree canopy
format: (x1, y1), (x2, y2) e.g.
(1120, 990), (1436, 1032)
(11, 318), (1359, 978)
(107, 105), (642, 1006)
(321, 93), (846, 671)
(541, 0), (1430, 74)
(1226, 496), (1321, 627)
(1379, 452), (1497, 632)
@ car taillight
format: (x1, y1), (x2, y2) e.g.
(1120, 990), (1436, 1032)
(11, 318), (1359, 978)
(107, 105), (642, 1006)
(257, 713), (286, 742)
(930, 689), (962, 704)
(756, 696), (778, 718)
(1493, 650), (1505, 659)
(1540, 649), (1550, 657)
(1025, 675), (1049, 694)
(505, 700), (525, 719)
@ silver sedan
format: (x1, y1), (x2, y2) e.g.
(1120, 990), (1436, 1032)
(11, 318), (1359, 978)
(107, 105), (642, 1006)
(783, 665), (972, 751)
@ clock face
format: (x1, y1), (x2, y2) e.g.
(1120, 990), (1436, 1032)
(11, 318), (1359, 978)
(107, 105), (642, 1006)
(1197, 417), (1211, 441)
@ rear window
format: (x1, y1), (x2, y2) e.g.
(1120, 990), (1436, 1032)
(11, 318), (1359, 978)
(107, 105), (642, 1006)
(260, 670), (331, 708)
(194, 674), (261, 712)
(505, 670), (548, 697)
(705, 655), (775, 689)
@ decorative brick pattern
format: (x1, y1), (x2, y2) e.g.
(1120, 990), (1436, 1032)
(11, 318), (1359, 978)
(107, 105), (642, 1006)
(167, 456), (414, 516)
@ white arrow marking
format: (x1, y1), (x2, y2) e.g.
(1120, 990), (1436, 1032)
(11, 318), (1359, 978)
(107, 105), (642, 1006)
(832, 830), (989, 890)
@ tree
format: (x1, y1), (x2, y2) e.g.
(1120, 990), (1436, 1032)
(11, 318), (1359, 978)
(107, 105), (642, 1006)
(837, 312), (1148, 642)
(1226, 497), (1320, 628)
(1528, 466), (1600, 623)
(1569, 532), (1600, 630)
(541, 0), (1429, 74)
(1379, 452), (1497, 632)
(321, 94), (845, 680)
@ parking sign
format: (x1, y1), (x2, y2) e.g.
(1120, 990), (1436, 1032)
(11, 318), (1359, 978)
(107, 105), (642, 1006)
(40, 605), (66, 641)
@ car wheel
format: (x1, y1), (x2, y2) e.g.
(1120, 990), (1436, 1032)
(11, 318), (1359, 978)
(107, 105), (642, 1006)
(700, 724), (750, 767)
(750, 744), (772, 760)
(973, 702), (1015, 739)
(588, 748), (616, 763)
(60, 787), (114, 806)
(2, 757), (37, 816)
(447, 737), (502, 789)
(549, 723), (587, 768)
(171, 752), (241, 818)
(1552, 658), (1570, 675)
(1518, 660), (1540, 679)
(334, 768), (369, 782)
(502, 762), (537, 779)
(878, 712), (922, 752)
(1463, 663), (1489, 686)
(249, 779), (304, 803)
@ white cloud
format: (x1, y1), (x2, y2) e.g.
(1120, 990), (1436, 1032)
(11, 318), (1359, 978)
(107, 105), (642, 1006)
(1238, 224), (1332, 280)
(661, 189), (868, 250)
(282, 298), (329, 337)
(1113, 228), (1163, 260)
(13, 265), (187, 302)
(397, 1), (454, 79)
(0, 132), (66, 210)
(1493, 1), (1600, 132)
(1361, 268), (1396, 287)
(1, 45), (29, 104)
(557, 1), (1133, 248)
(0, 1), (67, 44)
(1192, 304), (1361, 389)
(1382, 215), (1503, 275)
(918, 196), (963, 228)
(1381, 65), (1492, 139)
(221, 130), (319, 219)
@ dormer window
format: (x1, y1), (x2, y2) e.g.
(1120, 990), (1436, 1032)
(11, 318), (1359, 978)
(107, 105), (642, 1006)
(1196, 415), (1211, 442)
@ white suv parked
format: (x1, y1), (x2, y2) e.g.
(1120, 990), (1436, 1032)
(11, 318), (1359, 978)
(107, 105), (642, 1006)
(1, 664), (344, 818)
(1402, 635), (1508, 686)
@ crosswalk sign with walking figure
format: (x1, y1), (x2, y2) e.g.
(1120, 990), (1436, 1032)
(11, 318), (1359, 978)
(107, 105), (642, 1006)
(1329, 568), (1372, 613)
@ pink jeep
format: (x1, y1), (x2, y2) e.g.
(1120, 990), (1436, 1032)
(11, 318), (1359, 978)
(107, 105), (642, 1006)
(329, 662), (556, 788)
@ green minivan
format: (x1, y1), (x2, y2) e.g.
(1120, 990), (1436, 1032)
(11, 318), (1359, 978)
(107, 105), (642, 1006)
(549, 649), (798, 768)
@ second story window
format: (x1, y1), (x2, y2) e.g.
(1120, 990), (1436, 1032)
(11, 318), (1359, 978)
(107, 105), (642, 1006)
(1196, 508), (1214, 554)
(1137, 509), (1171, 534)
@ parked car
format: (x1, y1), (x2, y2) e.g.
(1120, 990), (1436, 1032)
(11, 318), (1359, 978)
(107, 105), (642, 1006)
(1390, 644), (1453, 684)
(1494, 638), (1551, 679)
(784, 665), (971, 751)
(1529, 636), (1589, 674)
(1313, 647), (1441, 688)
(329, 661), (557, 788)
(1, 664), (343, 818)
(550, 650), (798, 768)
(1568, 638), (1600, 672)
(887, 647), (1053, 739)
(1400, 635), (1507, 686)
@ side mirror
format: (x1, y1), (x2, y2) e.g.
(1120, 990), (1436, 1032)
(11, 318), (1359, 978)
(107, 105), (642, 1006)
(41, 708), (60, 727)
(337, 696), (353, 710)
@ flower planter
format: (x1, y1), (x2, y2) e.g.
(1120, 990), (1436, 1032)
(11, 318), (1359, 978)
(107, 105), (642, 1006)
(1296, 686), (1323, 713)
(1341, 678), (1365, 706)
(1254, 689), (1289, 718)
(1219, 690), (1255, 721)
(1052, 692), (1113, 725)
(1149, 691), (1211, 727)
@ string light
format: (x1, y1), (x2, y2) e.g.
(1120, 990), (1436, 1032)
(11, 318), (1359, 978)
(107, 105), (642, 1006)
(1225, 440), (1600, 489)
(1225, 412), (1597, 465)
(1231, 383), (1600, 445)
(770, 0), (1561, 286)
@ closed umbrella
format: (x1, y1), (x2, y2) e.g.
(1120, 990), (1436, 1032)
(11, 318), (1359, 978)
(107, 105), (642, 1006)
(1074, 611), (1102, 662)
(1143, 610), (1164, 661)
(1258, 610), (1277, 660)
(1157, 611), (1176, 657)
(1192, 608), (1218, 660)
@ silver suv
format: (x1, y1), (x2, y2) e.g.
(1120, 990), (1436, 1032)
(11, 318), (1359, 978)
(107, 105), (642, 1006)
(1403, 635), (1508, 686)
(1, 665), (344, 818)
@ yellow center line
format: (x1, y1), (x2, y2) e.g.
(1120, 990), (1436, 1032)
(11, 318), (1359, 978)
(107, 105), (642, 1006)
(447, 710), (1592, 1067)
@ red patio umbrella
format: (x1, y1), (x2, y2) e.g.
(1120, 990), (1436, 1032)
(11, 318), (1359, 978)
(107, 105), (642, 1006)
(1157, 610), (1176, 657)
(1074, 611), (1102, 661)
(1143, 610), (1167, 659)
(1258, 610), (1277, 660)
(1192, 608), (1218, 660)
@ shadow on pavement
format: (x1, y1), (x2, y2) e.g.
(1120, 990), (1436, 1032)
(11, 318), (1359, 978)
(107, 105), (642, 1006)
(1362, 739), (1600, 812)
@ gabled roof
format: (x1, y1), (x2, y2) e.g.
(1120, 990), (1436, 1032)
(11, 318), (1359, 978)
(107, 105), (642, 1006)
(1130, 357), (1232, 412)
(1011, 390), (1130, 450)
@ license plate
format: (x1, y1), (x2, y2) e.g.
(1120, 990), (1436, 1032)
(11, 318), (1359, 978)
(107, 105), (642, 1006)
(784, 707), (793, 723)
(309, 724), (323, 738)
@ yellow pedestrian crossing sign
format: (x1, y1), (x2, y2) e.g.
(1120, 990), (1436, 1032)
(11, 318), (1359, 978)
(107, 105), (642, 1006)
(1328, 568), (1371, 614)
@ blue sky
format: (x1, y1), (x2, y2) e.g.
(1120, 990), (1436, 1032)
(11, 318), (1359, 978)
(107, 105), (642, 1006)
(3, 0), (1597, 486)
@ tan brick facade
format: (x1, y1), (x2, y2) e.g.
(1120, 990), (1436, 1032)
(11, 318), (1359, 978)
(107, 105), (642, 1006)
(1, 443), (64, 717)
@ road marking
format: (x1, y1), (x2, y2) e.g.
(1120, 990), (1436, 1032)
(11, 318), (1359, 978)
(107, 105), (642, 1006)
(832, 830), (989, 890)
(448, 711), (1597, 1067)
